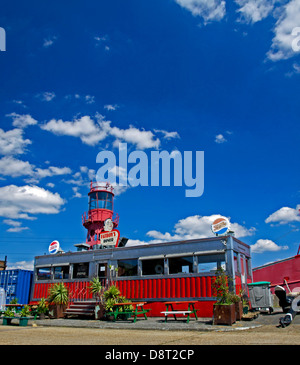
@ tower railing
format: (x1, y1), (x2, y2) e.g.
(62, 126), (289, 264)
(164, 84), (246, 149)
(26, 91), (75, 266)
(82, 210), (119, 226)
(90, 181), (114, 193)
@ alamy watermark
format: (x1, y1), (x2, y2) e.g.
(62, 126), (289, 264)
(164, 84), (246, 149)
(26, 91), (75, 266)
(292, 27), (300, 52)
(96, 143), (204, 198)
(0, 27), (6, 51)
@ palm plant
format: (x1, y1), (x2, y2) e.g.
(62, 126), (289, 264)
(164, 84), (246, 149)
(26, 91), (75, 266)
(103, 285), (121, 313)
(20, 305), (30, 317)
(47, 282), (69, 304)
(4, 308), (14, 317)
(103, 285), (120, 302)
(89, 277), (105, 304)
(37, 297), (48, 314)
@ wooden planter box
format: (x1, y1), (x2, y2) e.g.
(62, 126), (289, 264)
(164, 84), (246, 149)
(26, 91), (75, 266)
(2, 317), (14, 325)
(234, 301), (243, 320)
(95, 304), (105, 320)
(2, 317), (30, 326)
(48, 303), (67, 319)
(213, 304), (236, 325)
(19, 317), (30, 326)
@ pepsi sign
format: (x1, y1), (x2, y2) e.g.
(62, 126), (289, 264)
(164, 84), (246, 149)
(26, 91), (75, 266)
(49, 240), (60, 254)
(211, 217), (230, 236)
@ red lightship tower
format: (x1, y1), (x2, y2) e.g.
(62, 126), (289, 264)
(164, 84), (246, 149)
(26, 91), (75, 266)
(82, 182), (120, 249)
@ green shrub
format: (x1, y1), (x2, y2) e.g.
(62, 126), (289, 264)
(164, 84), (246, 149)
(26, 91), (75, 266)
(47, 282), (69, 304)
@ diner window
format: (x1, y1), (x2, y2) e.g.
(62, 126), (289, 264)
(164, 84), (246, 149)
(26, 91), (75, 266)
(54, 266), (69, 280)
(118, 259), (138, 277)
(98, 263), (107, 278)
(73, 262), (89, 279)
(197, 255), (225, 273)
(37, 267), (51, 280)
(142, 258), (164, 276)
(89, 191), (113, 211)
(169, 256), (193, 274)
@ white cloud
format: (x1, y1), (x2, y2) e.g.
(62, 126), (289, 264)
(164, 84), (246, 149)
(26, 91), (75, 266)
(34, 166), (72, 179)
(94, 35), (108, 43)
(64, 166), (95, 186)
(37, 92), (56, 101)
(159, 214), (255, 240)
(293, 63), (300, 73)
(85, 95), (95, 104)
(12, 100), (25, 106)
(0, 156), (34, 177)
(41, 114), (161, 149)
(7, 113), (38, 129)
(41, 115), (109, 146)
(127, 214), (255, 246)
(43, 36), (57, 48)
(0, 156), (72, 182)
(7, 226), (29, 232)
(251, 238), (288, 253)
(286, 62), (300, 77)
(3, 218), (29, 231)
(267, 0), (300, 61)
(0, 128), (31, 156)
(94, 35), (110, 50)
(174, 0), (226, 23)
(265, 205), (300, 224)
(154, 129), (180, 140)
(126, 239), (150, 247)
(109, 123), (160, 149)
(65, 94), (96, 104)
(0, 185), (65, 220)
(3, 219), (22, 227)
(235, 0), (274, 24)
(215, 134), (227, 143)
(6, 260), (34, 270)
(72, 186), (82, 198)
(104, 104), (119, 111)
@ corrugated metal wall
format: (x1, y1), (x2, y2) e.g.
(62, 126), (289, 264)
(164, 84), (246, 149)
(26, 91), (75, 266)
(32, 275), (216, 301)
(116, 276), (214, 299)
(253, 255), (300, 293)
(0, 269), (33, 304)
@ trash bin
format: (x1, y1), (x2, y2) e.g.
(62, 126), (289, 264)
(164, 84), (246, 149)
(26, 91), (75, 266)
(247, 281), (273, 313)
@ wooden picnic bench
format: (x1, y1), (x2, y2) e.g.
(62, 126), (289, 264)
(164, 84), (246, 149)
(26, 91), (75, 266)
(1, 304), (39, 320)
(161, 301), (199, 323)
(110, 302), (150, 323)
(5, 304), (25, 313)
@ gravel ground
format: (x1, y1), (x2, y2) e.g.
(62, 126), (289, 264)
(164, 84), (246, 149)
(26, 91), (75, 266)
(0, 310), (299, 345)
(0, 324), (300, 345)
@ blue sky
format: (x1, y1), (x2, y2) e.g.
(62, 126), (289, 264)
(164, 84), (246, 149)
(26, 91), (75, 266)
(0, 0), (300, 270)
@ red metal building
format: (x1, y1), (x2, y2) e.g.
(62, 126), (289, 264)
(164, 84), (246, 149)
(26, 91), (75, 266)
(253, 250), (300, 293)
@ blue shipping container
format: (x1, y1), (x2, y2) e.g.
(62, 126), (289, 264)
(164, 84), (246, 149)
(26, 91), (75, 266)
(0, 269), (33, 304)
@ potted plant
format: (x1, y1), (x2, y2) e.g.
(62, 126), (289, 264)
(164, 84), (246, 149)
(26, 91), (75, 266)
(212, 268), (236, 325)
(47, 282), (69, 318)
(2, 308), (15, 325)
(103, 285), (121, 320)
(89, 277), (105, 319)
(19, 305), (31, 326)
(103, 285), (132, 320)
(228, 293), (243, 321)
(117, 295), (133, 320)
(37, 297), (48, 319)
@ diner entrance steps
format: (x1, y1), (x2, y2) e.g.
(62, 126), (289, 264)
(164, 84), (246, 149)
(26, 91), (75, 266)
(64, 300), (97, 318)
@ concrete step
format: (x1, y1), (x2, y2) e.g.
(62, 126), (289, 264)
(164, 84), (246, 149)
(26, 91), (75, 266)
(64, 301), (97, 318)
